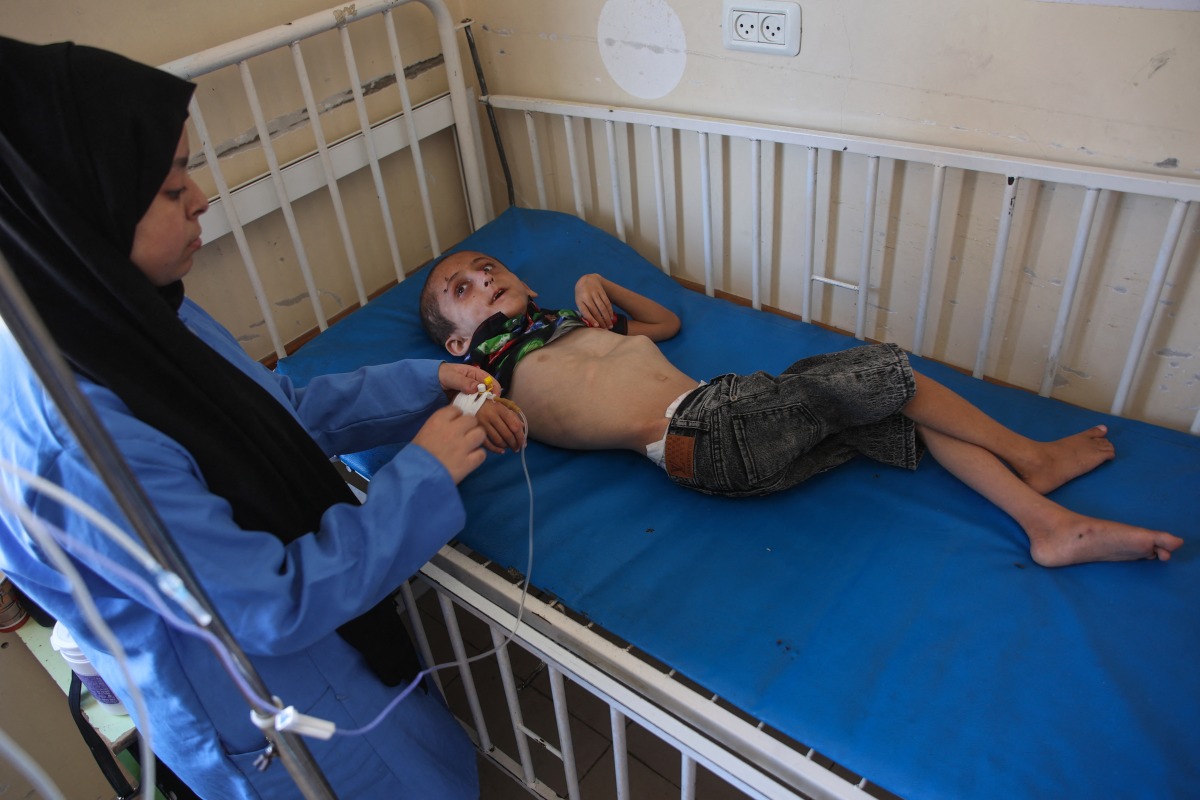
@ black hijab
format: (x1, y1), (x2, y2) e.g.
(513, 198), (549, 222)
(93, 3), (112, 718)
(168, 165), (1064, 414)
(0, 37), (417, 684)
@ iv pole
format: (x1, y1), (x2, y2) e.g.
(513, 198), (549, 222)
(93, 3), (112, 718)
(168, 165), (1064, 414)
(0, 252), (338, 799)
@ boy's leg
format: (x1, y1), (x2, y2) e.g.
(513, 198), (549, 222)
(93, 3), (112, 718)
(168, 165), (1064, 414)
(916, 425), (1182, 566)
(903, 370), (1114, 494)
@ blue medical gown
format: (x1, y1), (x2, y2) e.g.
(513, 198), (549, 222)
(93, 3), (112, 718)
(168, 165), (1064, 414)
(0, 299), (479, 798)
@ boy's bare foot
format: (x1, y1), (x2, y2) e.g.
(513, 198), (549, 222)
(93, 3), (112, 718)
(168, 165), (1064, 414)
(1026, 508), (1183, 567)
(1018, 425), (1115, 494)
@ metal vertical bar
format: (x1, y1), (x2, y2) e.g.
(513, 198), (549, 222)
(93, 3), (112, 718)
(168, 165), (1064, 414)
(462, 87), (497, 223)
(339, 25), (405, 281)
(699, 131), (715, 297)
(237, 60), (328, 331)
(610, 707), (630, 800)
(384, 8), (440, 255)
(399, 582), (443, 695)
(188, 100), (286, 360)
(750, 138), (763, 310)
(681, 754), (697, 800)
(855, 155), (880, 340)
(548, 666), (582, 800)
(290, 42), (368, 308)
(460, 20), (510, 214)
(437, 592), (491, 751)
(1040, 187), (1100, 397)
(974, 176), (1020, 378)
(913, 163), (947, 356)
(606, 119), (626, 242)
(490, 627), (536, 786)
(563, 116), (586, 219)
(802, 146), (818, 322)
(651, 125), (670, 273)
(524, 111), (548, 209)
(1112, 199), (1190, 416)
(425, 5), (488, 230)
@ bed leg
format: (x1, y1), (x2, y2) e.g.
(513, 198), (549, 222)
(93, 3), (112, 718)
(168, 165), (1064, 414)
(681, 753), (698, 800)
(490, 626), (537, 786)
(610, 707), (630, 800)
(548, 666), (582, 800)
(437, 591), (492, 752)
(399, 582), (443, 696)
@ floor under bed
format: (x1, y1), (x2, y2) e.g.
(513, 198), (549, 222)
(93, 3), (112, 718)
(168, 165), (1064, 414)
(278, 207), (1200, 800)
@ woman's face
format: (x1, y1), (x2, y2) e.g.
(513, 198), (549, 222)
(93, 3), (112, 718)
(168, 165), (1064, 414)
(129, 129), (209, 286)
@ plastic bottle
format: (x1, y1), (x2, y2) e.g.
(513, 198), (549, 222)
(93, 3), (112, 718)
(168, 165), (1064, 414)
(49, 621), (128, 715)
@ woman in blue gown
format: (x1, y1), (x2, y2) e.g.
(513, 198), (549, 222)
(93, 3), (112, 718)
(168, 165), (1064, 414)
(0, 36), (489, 798)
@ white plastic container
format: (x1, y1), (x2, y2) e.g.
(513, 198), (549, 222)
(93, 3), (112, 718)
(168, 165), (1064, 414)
(50, 621), (128, 715)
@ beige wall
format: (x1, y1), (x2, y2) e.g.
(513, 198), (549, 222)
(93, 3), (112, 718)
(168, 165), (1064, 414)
(1, 0), (402, 65)
(6, 0), (1197, 388)
(463, 0), (1198, 176)
(457, 0), (1198, 429)
(9, 0), (1193, 176)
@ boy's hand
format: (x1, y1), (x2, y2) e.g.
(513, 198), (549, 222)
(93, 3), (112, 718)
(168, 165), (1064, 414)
(474, 397), (526, 453)
(575, 273), (616, 330)
(573, 272), (680, 341)
(411, 406), (487, 484)
(438, 362), (503, 397)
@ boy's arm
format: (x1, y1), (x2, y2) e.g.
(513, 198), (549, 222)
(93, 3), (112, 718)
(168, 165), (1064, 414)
(472, 397), (526, 454)
(575, 273), (681, 341)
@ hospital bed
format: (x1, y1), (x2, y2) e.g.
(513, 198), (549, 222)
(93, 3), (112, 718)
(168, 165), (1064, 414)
(162, 2), (1200, 798)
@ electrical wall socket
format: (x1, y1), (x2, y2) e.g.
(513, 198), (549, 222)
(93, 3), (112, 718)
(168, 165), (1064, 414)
(733, 12), (759, 41)
(722, 0), (801, 56)
(759, 14), (786, 44)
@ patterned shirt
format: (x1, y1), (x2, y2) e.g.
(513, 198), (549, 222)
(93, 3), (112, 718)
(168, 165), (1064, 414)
(465, 301), (627, 391)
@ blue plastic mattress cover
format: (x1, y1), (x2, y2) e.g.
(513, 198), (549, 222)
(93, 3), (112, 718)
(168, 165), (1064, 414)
(278, 207), (1200, 800)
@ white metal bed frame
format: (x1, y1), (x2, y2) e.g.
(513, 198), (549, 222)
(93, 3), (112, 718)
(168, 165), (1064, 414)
(163, 3), (1199, 798)
(487, 95), (1200, 431)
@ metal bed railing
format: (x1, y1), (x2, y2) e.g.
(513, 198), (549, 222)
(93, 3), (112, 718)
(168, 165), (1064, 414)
(486, 94), (1200, 433)
(159, 0), (492, 361)
(155, 4), (1198, 798)
(404, 543), (887, 800)
(158, 6), (871, 797)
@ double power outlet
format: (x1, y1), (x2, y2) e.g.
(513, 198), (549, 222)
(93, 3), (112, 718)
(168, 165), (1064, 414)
(723, 0), (801, 57)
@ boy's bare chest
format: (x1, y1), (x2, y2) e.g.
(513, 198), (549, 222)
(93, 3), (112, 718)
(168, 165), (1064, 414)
(513, 328), (676, 387)
(507, 329), (697, 449)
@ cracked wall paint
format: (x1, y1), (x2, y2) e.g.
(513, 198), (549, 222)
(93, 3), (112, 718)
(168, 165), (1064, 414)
(189, 56), (444, 168)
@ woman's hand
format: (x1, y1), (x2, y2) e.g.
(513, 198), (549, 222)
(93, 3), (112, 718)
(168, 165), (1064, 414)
(438, 362), (503, 397)
(411, 406), (488, 484)
(575, 273), (616, 330)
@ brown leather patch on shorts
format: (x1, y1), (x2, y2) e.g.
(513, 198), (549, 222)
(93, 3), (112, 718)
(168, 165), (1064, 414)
(664, 433), (695, 480)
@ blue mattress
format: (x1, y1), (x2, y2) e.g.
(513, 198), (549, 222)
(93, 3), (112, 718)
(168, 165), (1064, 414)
(278, 207), (1200, 800)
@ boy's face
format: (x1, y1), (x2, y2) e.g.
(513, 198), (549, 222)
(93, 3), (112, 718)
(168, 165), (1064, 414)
(431, 250), (536, 356)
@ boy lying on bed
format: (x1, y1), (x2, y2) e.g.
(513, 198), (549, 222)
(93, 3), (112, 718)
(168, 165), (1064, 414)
(419, 251), (1183, 568)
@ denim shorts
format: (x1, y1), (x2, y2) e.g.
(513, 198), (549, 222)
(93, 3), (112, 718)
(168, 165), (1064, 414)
(662, 343), (923, 497)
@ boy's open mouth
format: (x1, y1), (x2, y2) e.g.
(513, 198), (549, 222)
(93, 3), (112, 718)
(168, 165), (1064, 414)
(492, 288), (506, 303)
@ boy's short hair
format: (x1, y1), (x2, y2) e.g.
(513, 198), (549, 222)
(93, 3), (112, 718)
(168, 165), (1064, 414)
(418, 253), (455, 346)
